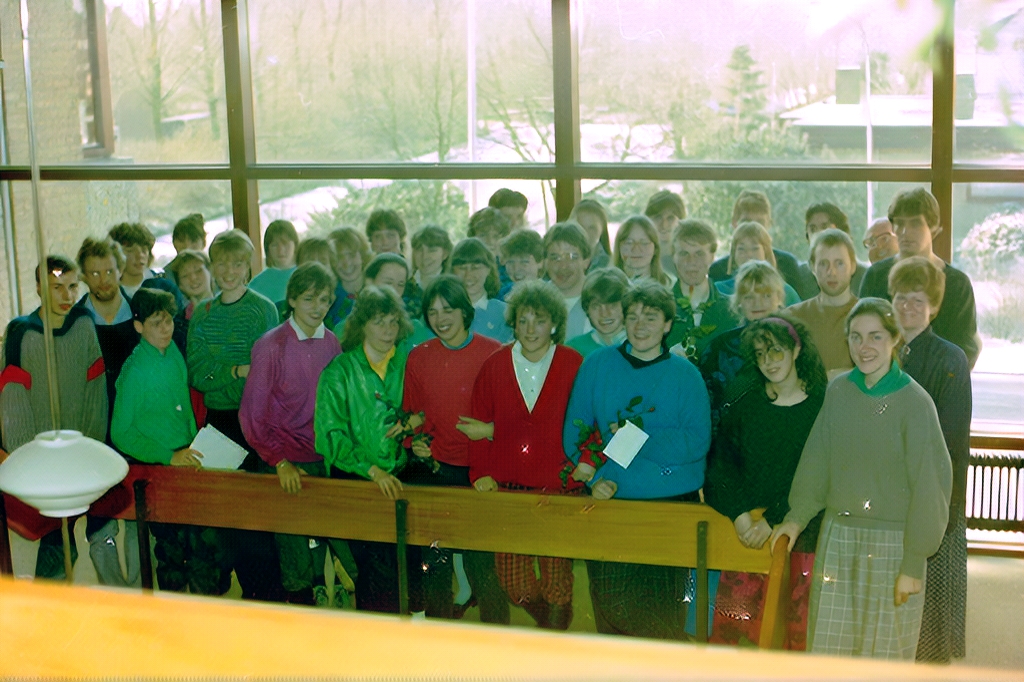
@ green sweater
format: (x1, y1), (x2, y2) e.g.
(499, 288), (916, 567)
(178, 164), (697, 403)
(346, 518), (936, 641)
(784, 365), (952, 579)
(111, 339), (197, 464)
(187, 290), (279, 410)
(314, 344), (408, 477)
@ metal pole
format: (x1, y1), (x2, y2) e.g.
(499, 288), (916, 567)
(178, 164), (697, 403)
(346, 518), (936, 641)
(395, 499), (409, 615)
(134, 480), (153, 591)
(0, 24), (21, 318)
(19, 0), (60, 432)
(695, 520), (709, 643)
(60, 517), (73, 583)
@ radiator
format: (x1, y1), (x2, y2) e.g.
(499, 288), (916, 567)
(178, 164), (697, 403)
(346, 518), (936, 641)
(967, 449), (1024, 533)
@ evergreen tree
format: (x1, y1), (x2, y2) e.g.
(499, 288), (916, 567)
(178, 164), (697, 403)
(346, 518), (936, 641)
(725, 45), (769, 135)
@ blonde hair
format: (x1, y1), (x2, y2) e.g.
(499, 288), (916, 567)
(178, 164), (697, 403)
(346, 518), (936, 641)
(731, 260), (785, 317)
(728, 221), (775, 275)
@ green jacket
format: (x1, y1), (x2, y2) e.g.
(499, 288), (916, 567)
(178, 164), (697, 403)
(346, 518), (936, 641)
(315, 344), (408, 477)
(665, 279), (739, 363)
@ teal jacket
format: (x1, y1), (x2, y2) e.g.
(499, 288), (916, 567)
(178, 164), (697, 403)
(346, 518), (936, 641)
(314, 344), (408, 477)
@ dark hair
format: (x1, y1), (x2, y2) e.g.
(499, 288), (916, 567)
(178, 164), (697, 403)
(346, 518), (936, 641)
(286, 261), (337, 306)
(35, 255), (77, 285)
(166, 249), (211, 283)
(731, 190), (772, 228)
(364, 252), (410, 282)
(131, 287), (178, 322)
(805, 202), (850, 235)
(581, 267), (630, 312)
(740, 314), (828, 395)
(499, 229), (544, 262)
(341, 285), (413, 350)
(263, 220), (299, 267)
(888, 187), (940, 229)
(845, 297), (903, 362)
(571, 199), (611, 255)
(468, 207), (512, 244)
(543, 222), (592, 261)
(809, 228), (857, 268)
(488, 188), (528, 211)
(450, 237), (500, 299)
(172, 213), (206, 244)
(108, 223), (155, 264)
(505, 279), (568, 345)
(411, 225), (453, 272)
(421, 274), (475, 333)
(77, 237), (126, 273)
(672, 218), (719, 254)
(366, 208), (407, 240)
(644, 190), (686, 220)
(296, 237), (337, 272)
(621, 280), (676, 323)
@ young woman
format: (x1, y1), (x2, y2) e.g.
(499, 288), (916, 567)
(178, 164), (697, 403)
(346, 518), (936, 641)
(248, 219), (299, 305)
(450, 238), (513, 343)
(315, 285), (431, 615)
(326, 227), (372, 329)
(467, 280), (583, 629)
(612, 215), (674, 287)
(564, 280), (711, 640)
(703, 315), (828, 649)
(570, 199), (611, 271)
(167, 250), (213, 317)
(771, 298), (952, 660)
(889, 257), (971, 664)
(714, 221), (800, 305)
(566, 267), (629, 358)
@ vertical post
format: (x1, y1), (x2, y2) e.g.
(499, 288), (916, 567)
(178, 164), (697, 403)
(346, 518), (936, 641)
(0, 494), (13, 575)
(551, 0), (581, 221)
(930, 0), (955, 263)
(395, 499), (409, 615)
(466, 0), (478, 212)
(220, 0), (262, 270)
(84, 0), (114, 157)
(60, 517), (73, 583)
(695, 520), (709, 643)
(134, 480), (154, 591)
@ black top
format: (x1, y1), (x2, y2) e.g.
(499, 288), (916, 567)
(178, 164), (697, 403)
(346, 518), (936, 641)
(901, 327), (972, 528)
(709, 248), (803, 294)
(860, 257), (979, 369)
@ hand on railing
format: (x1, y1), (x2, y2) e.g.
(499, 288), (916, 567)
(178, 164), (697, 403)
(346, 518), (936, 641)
(170, 448), (203, 469)
(368, 465), (404, 500)
(768, 521), (800, 555)
(473, 476), (498, 492)
(274, 460), (305, 494)
(591, 479), (617, 500)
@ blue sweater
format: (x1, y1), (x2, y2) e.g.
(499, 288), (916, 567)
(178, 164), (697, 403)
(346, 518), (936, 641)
(564, 344), (711, 500)
(470, 298), (513, 343)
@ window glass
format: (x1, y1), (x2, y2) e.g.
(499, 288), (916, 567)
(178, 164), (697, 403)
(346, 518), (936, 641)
(248, 0), (552, 163)
(577, 0), (939, 164)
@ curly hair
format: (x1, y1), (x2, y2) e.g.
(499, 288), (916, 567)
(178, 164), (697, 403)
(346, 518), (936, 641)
(341, 285), (413, 351)
(505, 279), (568, 345)
(740, 313), (828, 395)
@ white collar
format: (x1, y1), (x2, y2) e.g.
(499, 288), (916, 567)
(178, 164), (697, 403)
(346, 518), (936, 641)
(289, 316), (325, 340)
(473, 294), (489, 311)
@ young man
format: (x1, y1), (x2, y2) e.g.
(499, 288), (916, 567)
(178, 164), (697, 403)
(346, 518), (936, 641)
(498, 229), (544, 300)
(644, 189), (686, 277)
(542, 222), (592, 339)
(187, 229), (283, 602)
(567, 267), (629, 358)
(109, 222), (160, 298)
(794, 203), (868, 300)
(864, 217), (899, 264)
(240, 263), (353, 607)
(707, 190), (803, 293)
(172, 213), (206, 254)
(859, 187), (980, 368)
(786, 228), (859, 378)
(664, 219), (738, 363)
(366, 208), (408, 256)
(488, 188), (528, 231)
(1, 256), (108, 581)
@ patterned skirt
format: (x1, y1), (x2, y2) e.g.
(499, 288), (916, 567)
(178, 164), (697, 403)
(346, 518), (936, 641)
(916, 514), (967, 663)
(586, 560), (689, 640)
(809, 515), (926, 660)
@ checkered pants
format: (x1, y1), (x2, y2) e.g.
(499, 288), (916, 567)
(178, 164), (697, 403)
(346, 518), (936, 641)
(494, 553), (574, 606)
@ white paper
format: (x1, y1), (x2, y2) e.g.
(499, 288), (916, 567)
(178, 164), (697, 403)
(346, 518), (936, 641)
(190, 425), (248, 470)
(602, 421), (649, 469)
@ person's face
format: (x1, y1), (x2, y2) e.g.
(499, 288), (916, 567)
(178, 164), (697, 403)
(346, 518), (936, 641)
(177, 260), (212, 301)
(475, 230), (502, 257)
(737, 287), (782, 322)
(625, 303), (671, 356)
(893, 290), (933, 338)
(452, 262), (489, 301)
(371, 263), (407, 295)
(413, 245), (446, 277)
(335, 247), (363, 283)
(173, 236), (204, 254)
(735, 211), (770, 229)
(134, 310), (175, 353)
(371, 229), (402, 255)
(364, 313), (400, 355)
(805, 212), (835, 242)
(212, 254), (250, 297)
(121, 244), (150, 278)
(673, 240), (714, 287)
(812, 244), (854, 297)
(649, 209), (679, 247)
(289, 287), (333, 335)
(426, 296), (467, 345)
(893, 214), (935, 259)
(574, 212), (603, 248)
(514, 307), (554, 357)
(81, 255), (121, 303)
(500, 206), (526, 231)
(848, 313), (897, 380)
(620, 226), (656, 275)
(504, 254), (541, 283)
(754, 336), (799, 386)
(587, 299), (624, 337)
(268, 237), (296, 269)
(864, 220), (898, 263)
(733, 238), (765, 268)
(38, 269), (80, 320)
(545, 241), (589, 294)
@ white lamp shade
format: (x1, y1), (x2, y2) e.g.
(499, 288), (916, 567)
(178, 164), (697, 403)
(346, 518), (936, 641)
(0, 430), (129, 518)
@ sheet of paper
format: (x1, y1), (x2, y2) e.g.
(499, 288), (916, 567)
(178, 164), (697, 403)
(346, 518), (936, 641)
(602, 421), (649, 469)
(190, 425), (248, 470)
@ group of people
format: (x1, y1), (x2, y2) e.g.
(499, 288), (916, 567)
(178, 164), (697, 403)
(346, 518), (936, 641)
(0, 185), (973, 663)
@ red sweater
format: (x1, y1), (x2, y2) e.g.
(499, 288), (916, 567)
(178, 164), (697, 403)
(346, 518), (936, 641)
(469, 344), (583, 491)
(402, 334), (502, 467)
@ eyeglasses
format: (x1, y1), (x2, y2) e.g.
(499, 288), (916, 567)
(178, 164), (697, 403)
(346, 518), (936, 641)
(754, 345), (787, 364)
(892, 293), (929, 310)
(622, 240), (654, 251)
(546, 252), (582, 263)
(862, 233), (895, 249)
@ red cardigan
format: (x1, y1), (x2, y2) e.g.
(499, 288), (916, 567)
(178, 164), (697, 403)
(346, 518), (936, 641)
(468, 344), (583, 492)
